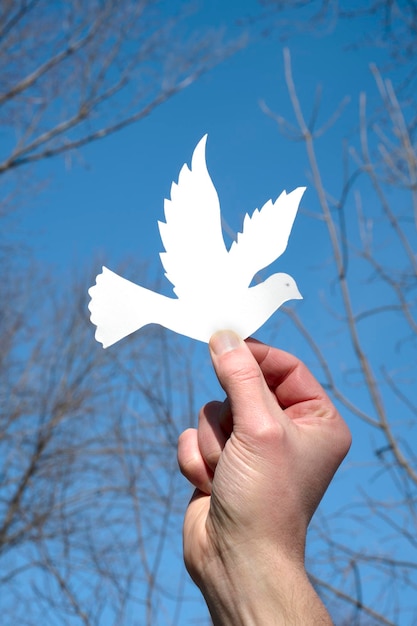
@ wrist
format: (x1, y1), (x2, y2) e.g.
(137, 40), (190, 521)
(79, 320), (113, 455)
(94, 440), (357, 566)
(199, 548), (332, 626)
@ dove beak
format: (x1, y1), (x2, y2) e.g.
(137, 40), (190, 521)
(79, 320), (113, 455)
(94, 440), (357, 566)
(294, 285), (303, 300)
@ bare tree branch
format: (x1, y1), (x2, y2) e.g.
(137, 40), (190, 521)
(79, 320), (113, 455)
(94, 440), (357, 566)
(262, 38), (417, 623)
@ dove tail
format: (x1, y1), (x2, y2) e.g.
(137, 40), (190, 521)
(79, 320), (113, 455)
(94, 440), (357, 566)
(88, 267), (156, 348)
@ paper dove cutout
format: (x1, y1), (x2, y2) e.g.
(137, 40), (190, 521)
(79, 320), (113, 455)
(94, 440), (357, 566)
(88, 135), (305, 347)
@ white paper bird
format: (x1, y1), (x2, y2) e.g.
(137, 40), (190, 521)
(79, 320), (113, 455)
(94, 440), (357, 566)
(88, 135), (305, 347)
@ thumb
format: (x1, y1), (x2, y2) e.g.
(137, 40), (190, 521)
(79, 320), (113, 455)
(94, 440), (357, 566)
(209, 330), (281, 434)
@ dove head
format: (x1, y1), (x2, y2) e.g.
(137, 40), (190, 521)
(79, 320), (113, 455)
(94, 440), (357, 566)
(267, 272), (302, 305)
(240, 271), (303, 339)
(250, 272), (302, 328)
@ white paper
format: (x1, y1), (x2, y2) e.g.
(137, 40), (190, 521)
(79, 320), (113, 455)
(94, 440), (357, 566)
(88, 135), (305, 347)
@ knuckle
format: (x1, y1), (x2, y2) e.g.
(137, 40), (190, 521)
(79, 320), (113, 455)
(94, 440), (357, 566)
(227, 360), (262, 386)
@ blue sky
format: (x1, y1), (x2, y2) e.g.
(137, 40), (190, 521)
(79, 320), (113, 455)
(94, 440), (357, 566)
(10, 1), (416, 623)
(22, 0), (388, 278)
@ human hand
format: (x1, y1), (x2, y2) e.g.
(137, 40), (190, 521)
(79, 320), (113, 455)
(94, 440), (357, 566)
(178, 331), (351, 625)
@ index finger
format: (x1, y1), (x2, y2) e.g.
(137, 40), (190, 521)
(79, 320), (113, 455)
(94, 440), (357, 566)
(245, 338), (333, 415)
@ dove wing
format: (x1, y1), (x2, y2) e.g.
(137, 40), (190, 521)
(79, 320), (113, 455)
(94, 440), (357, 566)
(158, 135), (228, 298)
(228, 187), (306, 287)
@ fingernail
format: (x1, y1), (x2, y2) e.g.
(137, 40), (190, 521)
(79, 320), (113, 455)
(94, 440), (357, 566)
(210, 330), (243, 355)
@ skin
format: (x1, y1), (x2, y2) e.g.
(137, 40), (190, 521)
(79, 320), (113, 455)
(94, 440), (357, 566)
(178, 330), (352, 625)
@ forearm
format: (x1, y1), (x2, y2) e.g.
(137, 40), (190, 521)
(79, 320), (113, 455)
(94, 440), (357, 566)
(199, 550), (333, 626)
